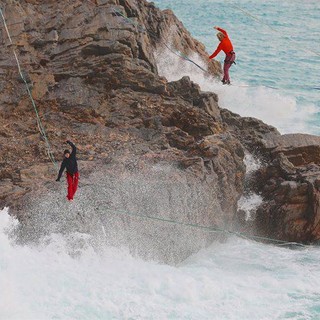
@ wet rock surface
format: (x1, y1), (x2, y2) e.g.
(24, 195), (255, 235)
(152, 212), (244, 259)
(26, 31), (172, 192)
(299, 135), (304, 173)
(228, 115), (320, 243)
(0, 0), (319, 244)
(252, 134), (320, 243)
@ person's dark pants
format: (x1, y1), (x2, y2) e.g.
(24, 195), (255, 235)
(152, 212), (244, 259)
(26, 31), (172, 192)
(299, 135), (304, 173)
(223, 51), (236, 83)
(66, 172), (79, 200)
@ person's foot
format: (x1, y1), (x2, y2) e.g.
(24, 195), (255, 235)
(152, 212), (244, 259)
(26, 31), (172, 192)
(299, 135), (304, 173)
(222, 80), (231, 85)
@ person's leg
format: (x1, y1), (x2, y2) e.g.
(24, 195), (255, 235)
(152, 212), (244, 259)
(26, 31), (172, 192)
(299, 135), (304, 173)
(222, 63), (226, 83)
(223, 62), (229, 83)
(72, 172), (79, 198)
(66, 172), (74, 200)
(223, 53), (235, 84)
(224, 55), (232, 83)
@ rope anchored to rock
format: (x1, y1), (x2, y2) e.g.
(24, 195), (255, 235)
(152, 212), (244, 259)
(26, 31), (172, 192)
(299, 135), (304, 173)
(112, 8), (209, 75)
(101, 206), (312, 248)
(0, 8), (57, 169)
(223, 0), (320, 58)
(114, 5), (320, 92)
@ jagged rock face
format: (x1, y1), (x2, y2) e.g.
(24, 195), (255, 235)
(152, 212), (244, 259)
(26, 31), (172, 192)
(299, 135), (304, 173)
(0, 0), (241, 230)
(0, 0), (319, 246)
(220, 109), (320, 243)
(252, 134), (320, 243)
(223, 112), (320, 243)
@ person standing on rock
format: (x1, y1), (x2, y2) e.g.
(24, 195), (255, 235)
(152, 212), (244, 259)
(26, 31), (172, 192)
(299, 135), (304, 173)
(209, 26), (236, 85)
(56, 140), (79, 201)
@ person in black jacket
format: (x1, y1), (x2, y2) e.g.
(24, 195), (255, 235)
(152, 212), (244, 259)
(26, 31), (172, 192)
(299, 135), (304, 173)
(56, 140), (79, 201)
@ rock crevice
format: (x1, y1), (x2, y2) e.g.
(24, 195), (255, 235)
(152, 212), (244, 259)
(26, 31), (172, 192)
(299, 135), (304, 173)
(0, 0), (319, 245)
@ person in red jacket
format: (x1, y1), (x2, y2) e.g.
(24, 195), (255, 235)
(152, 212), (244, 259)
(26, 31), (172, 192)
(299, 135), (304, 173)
(209, 26), (236, 85)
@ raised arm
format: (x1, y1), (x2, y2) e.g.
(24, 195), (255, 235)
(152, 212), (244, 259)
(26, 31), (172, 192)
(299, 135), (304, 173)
(67, 140), (76, 156)
(214, 26), (228, 37)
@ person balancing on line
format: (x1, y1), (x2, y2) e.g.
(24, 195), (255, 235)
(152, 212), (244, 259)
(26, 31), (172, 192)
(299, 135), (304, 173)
(56, 140), (79, 201)
(209, 26), (236, 85)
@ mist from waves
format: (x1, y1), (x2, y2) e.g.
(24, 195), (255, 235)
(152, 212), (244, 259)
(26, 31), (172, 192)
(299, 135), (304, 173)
(154, 0), (320, 135)
(1, 206), (320, 320)
(2, 1), (320, 317)
(155, 47), (317, 135)
(10, 163), (225, 265)
(237, 153), (263, 221)
(1, 155), (320, 319)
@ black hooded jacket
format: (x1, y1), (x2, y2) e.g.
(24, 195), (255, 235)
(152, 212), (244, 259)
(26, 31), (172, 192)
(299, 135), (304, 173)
(56, 141), (78, 181)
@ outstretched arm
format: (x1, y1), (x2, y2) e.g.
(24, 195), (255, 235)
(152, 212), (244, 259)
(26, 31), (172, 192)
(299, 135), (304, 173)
(67, 140), (76, 156)
(56, 160), (66, 181)
(214, 26), (228, 37)
(209, 42), (222, 59)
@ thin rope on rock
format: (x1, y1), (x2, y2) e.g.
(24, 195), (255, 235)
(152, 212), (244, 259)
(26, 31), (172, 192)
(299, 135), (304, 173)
(0, 8), (57, 169)
(103, 207), (312, 248)
(224, 0), (320, 58)
(112, 8), (210, 75)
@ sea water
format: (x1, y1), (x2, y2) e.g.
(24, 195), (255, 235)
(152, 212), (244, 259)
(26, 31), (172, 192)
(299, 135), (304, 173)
(1, 208), (320, 320)
(1, 1), (320, 319)
(154, 0), (320, 135)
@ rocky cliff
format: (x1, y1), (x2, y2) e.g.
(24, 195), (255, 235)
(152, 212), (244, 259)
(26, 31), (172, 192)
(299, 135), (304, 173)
(0, 0), (320, 248)
(223, 109), (320, 243)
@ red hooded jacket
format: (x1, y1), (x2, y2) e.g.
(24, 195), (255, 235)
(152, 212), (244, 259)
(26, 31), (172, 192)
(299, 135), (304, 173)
(209, 27), (234, 59)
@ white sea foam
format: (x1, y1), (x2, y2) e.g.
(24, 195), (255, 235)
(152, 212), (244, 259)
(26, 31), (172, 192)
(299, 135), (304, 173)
(237, 193), (263, 221)
(2, 0), (320, 318)
(1, 208), (319, 320)
(155, 47), (317, 135)
(236, 153), (263, 220)
(243, 152), (261, 174)
(154, 0), (320, 136)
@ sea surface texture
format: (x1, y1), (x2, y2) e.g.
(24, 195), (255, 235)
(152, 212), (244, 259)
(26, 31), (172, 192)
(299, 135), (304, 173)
(1, 1), (320, 319)
(155, 0), (320, 135)
(1, 208), (320, 320)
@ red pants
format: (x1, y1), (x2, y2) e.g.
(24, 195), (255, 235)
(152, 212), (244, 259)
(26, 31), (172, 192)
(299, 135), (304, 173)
(66, 172), (79, 200)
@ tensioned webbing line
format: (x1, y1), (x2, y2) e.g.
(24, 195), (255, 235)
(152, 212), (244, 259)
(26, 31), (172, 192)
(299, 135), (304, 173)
(223, 0), (320, 58)
(114, 8), (280, 90)
(0, 8), (57, 168)
(221, 1), (320, 91)
(113, 8), (320, 91)
(102, 206), (312, 248)
(112, 9), (209, 74)
(105, 8), (315, 248)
